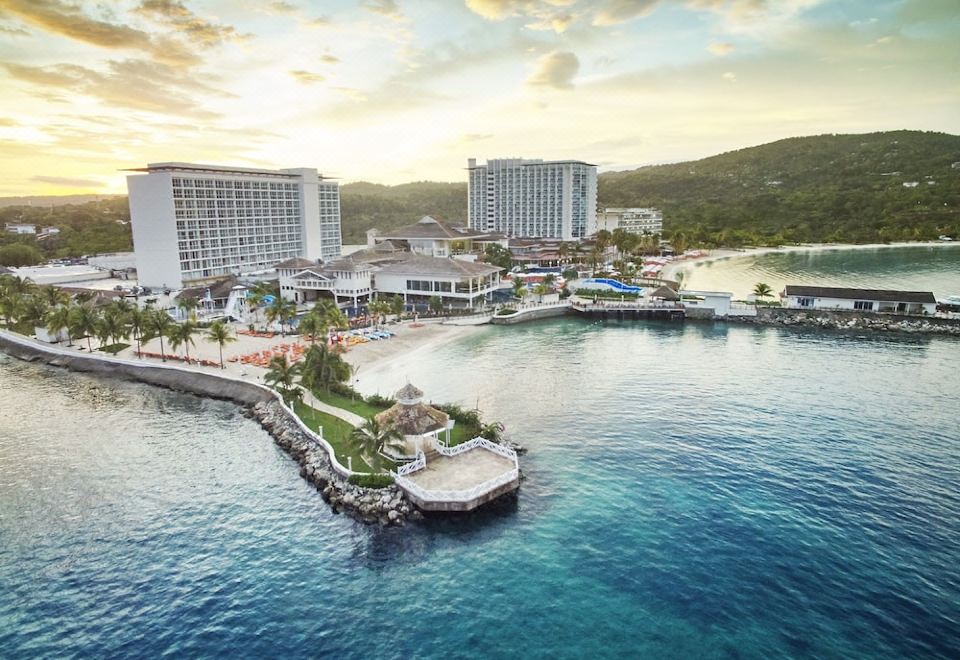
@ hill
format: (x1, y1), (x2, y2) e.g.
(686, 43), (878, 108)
(0, 194), (123, 208)
(340, 181), (468, 244)
(598, 130), (960, 245)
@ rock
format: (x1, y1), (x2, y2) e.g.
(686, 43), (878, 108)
(388, 510), (400, 522)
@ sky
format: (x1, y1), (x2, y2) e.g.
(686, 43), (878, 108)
(0, 0), (957, 195)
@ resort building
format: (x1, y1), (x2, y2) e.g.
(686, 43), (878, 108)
(596, 208), (663, 235)
(467, 158), (597, 240)
(782, 286), (937, 315)
(127, 162), (342, 289)
(5, 223), (36, 235)
(367, 216), (507, 258)
(276, 246), (502, 310)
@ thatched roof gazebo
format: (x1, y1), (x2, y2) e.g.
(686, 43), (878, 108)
(375, 384), (451, 458)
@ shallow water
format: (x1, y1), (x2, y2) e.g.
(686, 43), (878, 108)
(2, 318), (959, 659)
(680, 244), (960, 299)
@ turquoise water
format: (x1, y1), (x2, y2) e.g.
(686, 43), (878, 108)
(680, 244), (960, 299)
(2, 319), (960, 658)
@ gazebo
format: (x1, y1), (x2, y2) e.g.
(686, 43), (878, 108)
(375, 383), (452, 459)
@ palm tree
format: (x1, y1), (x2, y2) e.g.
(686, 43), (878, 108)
(19, 296), (49, 329)
(265, 354), (301, 396)
(69, 302), (100, 352)
(675, 270), (686, 305)
(167, 320), (198, 361)
(298, 310), (324, 345)
(300, 343), (351, 394)
(39, 285), (69, 308)
(511, 277), (526, 299)
(45, 304), (73, 345)
(480, 421), (505, 442)
(0, 289), (22, 326)
(145, 308), (174, 361)
(266, 296), (297, 335)
(389, 294), (405, 320)
(350, 418), (405, 473)
(206, 320), (236, 368)
(94, 309), (126, 350)
(127, 306), (149, 357)
(428, 295), (443, 315)
(176, 294), (198, 321)
(753, 282), (774, 306)
(368, 299), (389, 328)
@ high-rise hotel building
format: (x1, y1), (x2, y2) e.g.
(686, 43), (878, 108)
(127, 163), (342, 289)
(467, 158), (597, 240)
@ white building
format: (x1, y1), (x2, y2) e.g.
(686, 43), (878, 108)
(368, 216), (508, 258)
(5, 223), (36, 235)
(127, 162), (342, 289)
(597, 208), (663, 235)
(783, 286), (937, 316)
(467, 158), (597, 241)
(277, 249), (502, 310)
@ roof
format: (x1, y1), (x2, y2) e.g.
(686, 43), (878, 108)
(396, 383), (423, 402)
(375, 253), (502, 278)
(275, 257), (318, 270)
(378, 216), (486, 241)
(181, 275), (246, 300)
(321, 256), (373, 273)
(375, 401), (449, 436)
(784, 286), (936, 304)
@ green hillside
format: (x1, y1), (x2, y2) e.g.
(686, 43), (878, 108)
(599, 130), (960, 246)
(340, 181), (467, 244)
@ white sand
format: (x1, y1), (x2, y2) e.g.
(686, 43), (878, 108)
(662, 241), (960, 282)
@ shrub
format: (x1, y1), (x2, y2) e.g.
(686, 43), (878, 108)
(435, 403), (481, 427)
(366, 393), (396, 408)
(495, 307), (517, 316)
(562, 268), (578, 280)
(330, 381), (361, 399)
(349, 473), (395, 488)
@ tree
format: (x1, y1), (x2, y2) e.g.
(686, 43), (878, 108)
(389, 294), (405, 320)
(298, 310), (324, 345)
(483, 243), (512, 271)
(94, 308), (126, 348)
(428, 295), (443, 315)
(479, 421), (505, 442)
(0, 244), (43, 267)
(300, 343), (351, 394)
(206, 320), (236, 368)
(511, 276), (526, 299)
(266, 296), (297, 335)
(127, 306), (149, 357)
(39, 285), (69, 308)
(45, 303), (73, 345)
(176, 294), (198, 321)
(265, 354), (301, 396)
(350, 418), (405, 473)
(753, 282), (774, 305)
(145, 308), (174, 362)
(69, 302), (99, 352)
(368, 299), (390, 328)
(167, 320), (198, 361)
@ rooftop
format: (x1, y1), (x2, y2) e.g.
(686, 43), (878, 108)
(784, 286), (936, 304)
(378, 216), (488, 241)
(375, 253), (502, 278)
(275, 257), (318, 270)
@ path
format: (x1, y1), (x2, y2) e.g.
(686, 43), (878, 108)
(302, 390), (365, 427)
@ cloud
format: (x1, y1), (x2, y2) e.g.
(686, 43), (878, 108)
(460, 133), (493, 142)
(134, 0), (247, 48)
(0, 118), (17, 126)
(592, 0), (662, 26)
(465, 0), (578, 33)
(363, 0), (407, 21)
(527, 51), (579, 89)
(268, 1), (299, 14)
(319, 54), (340, 65)
(31, 175), (103, 187)
(722, 71), (737, 82)
(1, 59), (228, 118)
(0, 23), (29, 36)
(0, 0), (199, 67)
(289, 69), (325, 83)
(708, 41), (735, 55)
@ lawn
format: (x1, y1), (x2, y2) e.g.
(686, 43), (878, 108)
(292, 400), (398, 474)
(310, 388), (387, 420)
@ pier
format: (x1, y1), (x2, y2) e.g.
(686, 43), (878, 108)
(570, 299), (685, 321)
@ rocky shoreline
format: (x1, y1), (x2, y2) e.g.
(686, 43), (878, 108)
(247, 400), (420, 526)
(732, 308), (960, 335)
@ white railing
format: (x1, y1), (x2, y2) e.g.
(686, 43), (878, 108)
(396, 450), (426, 476)
(394, 467), (520, 504)
(0, 329), (361, 478)
(438, 436), (518, 462)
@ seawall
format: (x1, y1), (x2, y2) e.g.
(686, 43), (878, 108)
(732, 308), (960, 335)
(0, 330), (418, 526)
(491, 303), (571, 325)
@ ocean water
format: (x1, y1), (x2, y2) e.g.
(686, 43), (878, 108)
(680, 244), (960, 299)
(2, 317), (959, 659)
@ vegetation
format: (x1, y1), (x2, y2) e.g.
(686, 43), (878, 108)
(293, 400), (376, 472)
(348, 473), (395, 488)
(350, 418), (405, 473)
(752, 283), (774, 305)
(600, 130), (960, 246)
(339, 181), (467, 244)
(206, 320), (236, 368)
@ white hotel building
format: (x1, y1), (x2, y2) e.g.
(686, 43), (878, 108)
(467, 158), (597, 241)
(127, 162), (341, 289)
(597, 208), (663, 236)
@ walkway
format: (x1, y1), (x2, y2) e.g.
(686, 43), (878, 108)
(301, 390), (366, 427)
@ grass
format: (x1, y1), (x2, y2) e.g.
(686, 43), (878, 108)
(292, 400), (399, 474)
(98, 342), (130, 355)
(311, 388), (388, 420)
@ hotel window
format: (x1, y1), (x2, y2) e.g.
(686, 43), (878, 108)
(854, 301), (874, 311)
(797, 297), (814, 307)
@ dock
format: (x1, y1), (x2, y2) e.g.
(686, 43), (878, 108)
(570, 299), (685, 321)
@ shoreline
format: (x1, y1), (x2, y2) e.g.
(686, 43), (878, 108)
(662, 240), (960, 282)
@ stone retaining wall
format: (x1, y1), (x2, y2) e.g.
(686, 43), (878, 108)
(491, 305), (571, 325)
(734, 308), (960, 335)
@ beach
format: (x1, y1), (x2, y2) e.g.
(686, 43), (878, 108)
(661, 240), (959, 282)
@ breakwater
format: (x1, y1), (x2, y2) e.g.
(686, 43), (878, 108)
(735, 308), (960, 335)
(0, 330), (415, 525)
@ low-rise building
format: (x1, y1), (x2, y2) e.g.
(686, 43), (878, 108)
(597, 208), (663, 235)
(5, 223), (36, 235)
(368, 216), (507, 258)
(782, 286), (937, 315)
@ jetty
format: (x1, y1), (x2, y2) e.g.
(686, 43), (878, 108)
(569, 298), (685, 321)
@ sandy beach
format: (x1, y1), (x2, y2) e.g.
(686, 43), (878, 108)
(108, 319), (484, 391)
(662, 241), (960, 281)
